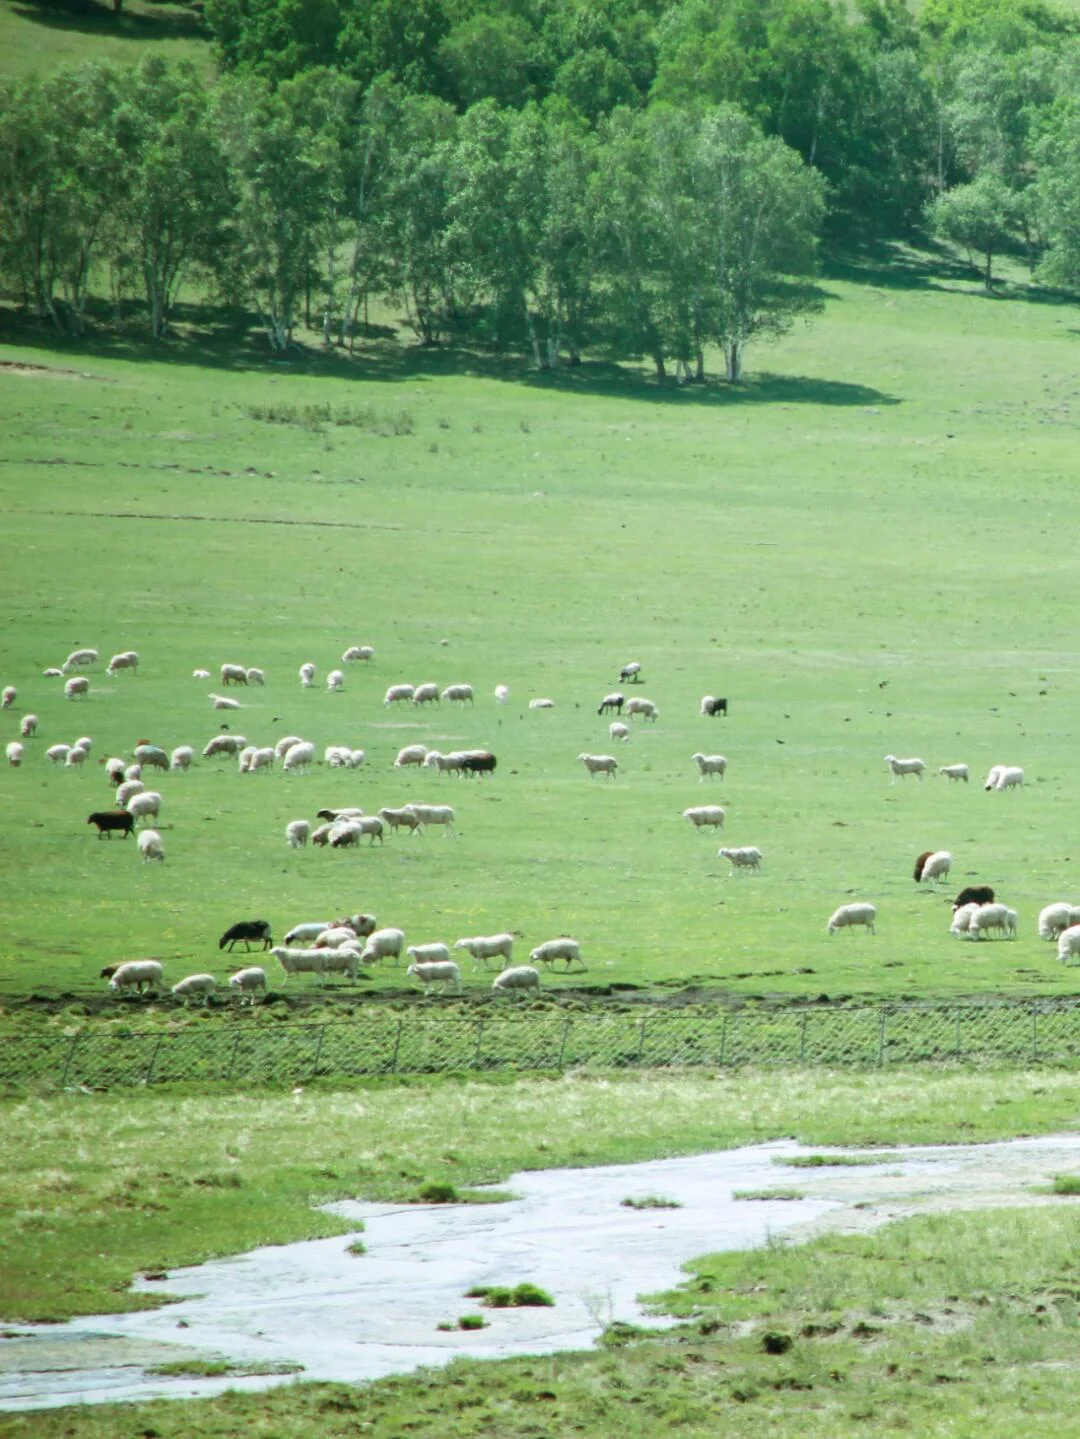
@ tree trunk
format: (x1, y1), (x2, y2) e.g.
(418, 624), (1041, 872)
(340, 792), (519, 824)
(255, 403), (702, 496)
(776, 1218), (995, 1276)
(725, 341), (743, 384)
(984, 248), (994, 292)
(653, 354), (666, 379)
(695, 348), (705, 383)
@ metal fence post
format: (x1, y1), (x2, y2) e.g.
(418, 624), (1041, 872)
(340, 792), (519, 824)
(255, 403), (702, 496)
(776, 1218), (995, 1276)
(144, 1034), (164, 1086)
(718, 1013), (728, 1067)
(799, 1012), (808, 1064)
(636, 1017), (647, 1065)
(557, 1015), (572, 1069)
(226, 1032), (242, 1082)
(1032, 1006), (1039, 1064)
(955, 1009), (963, 1059)
(390, 1015), (404, 1074)
(311, 1026), (327, 1077)
(877, 1007), (887, 1067)
(60, 1033), (81, 1088)
(473, 1019), (485, 1070)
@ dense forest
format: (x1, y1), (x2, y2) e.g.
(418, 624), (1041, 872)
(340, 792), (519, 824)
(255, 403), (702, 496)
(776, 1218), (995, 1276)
(2, 0), (1080, 375)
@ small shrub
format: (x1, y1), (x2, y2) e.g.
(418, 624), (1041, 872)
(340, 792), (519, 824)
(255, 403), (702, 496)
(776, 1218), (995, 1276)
(1052, 1174), (1080, 1195)
(465, 1283), (554, 1308)
(346, 1239), (366, 1256)
(415, 1181), (459, 1204)
(762, 1331), (793, 1355)
(510, 1282), (554, 1307)
(458, 1313), (488, 1330)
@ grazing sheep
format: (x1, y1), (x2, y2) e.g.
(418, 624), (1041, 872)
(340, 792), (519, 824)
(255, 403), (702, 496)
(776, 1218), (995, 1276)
(320, 946), (361, 981)
(379, 806), (423, 833)
(283, 921), (333, 945)
(330, 818), (383, 847)
(299, 663), (316, 688)
(700, 695), (728, 717)
(969, 903), (1017, 940)
(325, 745), (351, 768)
(1038, 903), (1080, 942)
(495, 684), (509, 704)
(884, 755), (926, 782)
(229, 966), (267, 1003)
(243, 668), (264, 687)
(134, 744), (169, 770)
(1057, 924), (1080, 965)
(579, 753), (618, 779)
(63, 648), (98, 671)
(624, 697), (658, 721)
(693, 753), (727, 780)
(0, 686), (14, 708)
(64, 676), (89, 700)
(127, 791), (162, 826)
(530, 938), (582, 970)
(123, 763), (142, 782)
(413, 682), (440, 705)
(683, 805), (725, 831)
(210, 693), (243, 711)
(718, 845), (762, 874)
(598, 692), (625, 716)
(310, 823), (334, 847)
(248, 746), (275, 774)
(359, 927), (406, 966)
(87, 810), (135, 839)
(19, 714), (37, 738)
(424, 750), (466, 776)
(609, 722), (630, 743)
(492, 965), (540, 995)
(442, 684), (474, 704)
(343, 645), (374, 663)
(953, 885), (995, 911)
(115, 780), (145, 807)
(47, 743), (71, 764)
(913, 850), (933, 882)
(282, 741), (316, 773)
(170, 746), (194, 772)
(106, 651), (139, 677)
(220, 663), (248, 686)
(333, 913), (377, 939)
(951, 903), (980, 937)
(619, 662), (642, 684)
(270, 947), (328, 982)
(193, 668), (211, 679)
(105, 756), (126, 783)
(529, 698), (554, 710)
(219, 919), (272, 952)
(406, 942), (452, 967)
(74, 735), (92, 752)
(394, 744), (429, 768)
(273, 734), (304, 760)
(172, 974), (217, 1005)
(327, 669), (345, 692)
(982, 765), (1005, 790)
(286, 819), (311, 849)
(938, 764), (970, 782)
(43, 668), (63, 678)
(237, 745), (258, 774)
(347, 749), (366, 769)
(460, 751), (496, 777)
(454, 933), (514, 969)
(65, 745), (88, 768)
(137, 828), (165, 862)
(994, 765), (1024, 791)
(384, 684), (415, 705)
(203, 734), (247, 759)
(407, 959), (461, 993)
(409, 803), (456, 835)
(827, 902), (877, 934)
(917, 850), (953, 884)
(316, 807), (365, 823)
(5, 741), (24, 767)
(108, 959), (164, 994)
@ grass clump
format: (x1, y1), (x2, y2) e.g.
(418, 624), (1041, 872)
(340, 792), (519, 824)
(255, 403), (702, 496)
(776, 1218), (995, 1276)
(777, 1153), (899, 1169)
(1051, 1174), (1080, 1195)
(147, 1359), (303, 1377)
(733, 1188), (806, 1201)
(620, 1195), (682, 1210)
(246, 401), (413, 434)
(346, 1238), (366, 1255)
(414, 1181), (460, 1204)
(465, 1282), (554, 1308)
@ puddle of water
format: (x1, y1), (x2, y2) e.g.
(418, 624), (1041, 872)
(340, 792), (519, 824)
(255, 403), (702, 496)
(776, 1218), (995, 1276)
(4, 1133), (1079, 1412)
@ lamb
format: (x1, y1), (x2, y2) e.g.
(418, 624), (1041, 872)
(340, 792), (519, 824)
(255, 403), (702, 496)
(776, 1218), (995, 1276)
(170, 746), (194, 772)
(407, 959), (461, 993)
(65, 744), (88, 768)
(115, 780), (145, 807)
(379, 806), (423, 833)
(1057, 925), (1080, 965)
(0, 686), (14, 708)
(220, 663), (248, 686)
(994, 766), (1024, 791)
(412, 682), (440, 705)
(598, 692), (625, 716)
(579, 753), (618, 778)
(384, 684), (415, 705)
(495, 684), (510, 704)
(916, 850), (952, 884)
(827, 902), (876, 934)
(310, 823), (334, 846)
(1038, 903), (1080, 941)
(938, 764), (970, 782)
(87, 810), (135, 839)
(171, 974), (217, 1004)
(619, 662), (642, 683)
(236, 748), (256, 775)
(454, 933), (514, 969)
(529, 938), (581, 970)
(282, 741), (316, 773)
(219, 919), (272, 952)
(953, 885), (995, 911)
(884, 755), (926, 782)
(424, 751), (466, 776)
(683, 805), (725, 831)
(394, 744), (429, 768)
(108, 959), (164, 994)
(246, 667), (266, 686)
(127, 791), (162, 826)
(74, 735), (92, 753)
(951, 903), (981, 937)
(460, 751), (496, 777)
(327, 669), (345, 692)
(406, 942), (452, 967)
(47, 744), (71, 764)
(134, 744), (169, 770)
(442, 684), (474, 704)
(718, 845), (762, 873)
(43, 668), (63, 678)
(6, 741), (24, 767)
(105, 651), (139, 677)
(63, 648), (98, 671)
(286, 819), (311, 849)
(609, 722), (630, 743)
(229, 966), (267, 1003)
(64, 676), (90, 700)
(624, 697), (658, 721)
(693, 753), (727, 780)
(359, 927), (406, 966)
(299, 662), (316, 688)
(409, 804), (456, 835)
(969, 903), (1017, 940)
(19, 714), (37, 738)
(529, 698), (554, 710)
(492, 965), (540, 995)
(348, 749), (366, 769)
(203, 734), (247, 759)
(209, 693), (243, 711)
(700, 695), (728, 717)
(269, 946), (328, 981)
(343, 645), (375, 663)
(192, 668), (211, 679)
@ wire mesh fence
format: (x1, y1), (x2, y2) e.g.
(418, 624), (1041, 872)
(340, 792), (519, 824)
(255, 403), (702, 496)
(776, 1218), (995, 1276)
(6, 997), (1080, 1092)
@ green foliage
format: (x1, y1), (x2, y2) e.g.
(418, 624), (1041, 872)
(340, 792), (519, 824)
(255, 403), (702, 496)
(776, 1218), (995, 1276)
(456, 1312), (488, 1328)
(779, 1153), (900, 1168)
(466, 1282), (555, 1306)
(621, 1195), (683, 1208)
(416, 1181), (461, 1203)
(927, 170), (1021, 286)
(1051, 1174), (1080, 1194)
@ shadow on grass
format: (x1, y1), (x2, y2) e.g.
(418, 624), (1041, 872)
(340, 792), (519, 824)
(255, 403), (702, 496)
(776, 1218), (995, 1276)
(11, 0), (206, 43)
(828, 237), (1078, 309)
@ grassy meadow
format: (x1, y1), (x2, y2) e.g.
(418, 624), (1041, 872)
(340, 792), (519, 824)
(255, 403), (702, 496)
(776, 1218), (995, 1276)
(0, 0), (210, 78)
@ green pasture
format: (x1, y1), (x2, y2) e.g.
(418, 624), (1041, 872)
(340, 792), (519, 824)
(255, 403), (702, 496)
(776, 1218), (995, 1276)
(2, 256), (1080, 1017)
(0, 0), (209, 78)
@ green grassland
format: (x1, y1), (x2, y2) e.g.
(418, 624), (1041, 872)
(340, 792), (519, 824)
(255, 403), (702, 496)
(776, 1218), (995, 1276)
(2, 256), (1080, 1019)
(0, 0), (209, 79)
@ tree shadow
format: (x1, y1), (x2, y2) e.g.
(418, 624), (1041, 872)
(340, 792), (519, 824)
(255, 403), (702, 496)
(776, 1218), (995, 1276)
(11, 0), (206, 43)
(828, 236), (1079, 309)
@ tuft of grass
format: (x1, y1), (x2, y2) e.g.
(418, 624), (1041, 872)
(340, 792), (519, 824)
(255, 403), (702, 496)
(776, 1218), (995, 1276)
(346, 1238), (366, 1255)
(733, 1188), (806, 1201)
(620, 1195), (683, 1209)
(777, 1153), (900, 1169)
(414, 1181), (460, 1204)
(245, 401), (413, 435)
(457, 1313), (488, 1329)
(147, 1359), (303, 1377)
(1051, 1174), (1080, 1195)
(466, 1282), (554, 1308)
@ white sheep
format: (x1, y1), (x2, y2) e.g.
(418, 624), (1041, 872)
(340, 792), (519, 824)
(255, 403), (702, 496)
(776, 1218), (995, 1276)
(424, 750), (466, 775)
(286, 819), (311, 849)
(884, 755), (925, 782)
(1038, 903), (1080, 942)
(273, 734), (304, 760)
(283, 921), (333, 945)
(282, 741), (316, 773)
(379, 805), (423, 833)
(409, 803), (456, 835)
(412, 682), (440, 705)
(624, 697), (658, 721)
(492, 965), (540, 995)
(718, 845), (762, 873)
(938, 764), (969, 782)
(327, 669), (345, 692)
(63, 648), (98, 671)
(983, 765), (1005, 790)
(343, 645), (374, 663)
(347, 749), (366, 769)
(1057, 924), (1080, 965)
(47, 744), (71, 764)
(229, 966), (266, 1003)
(609, 722), (630, 743)
(210, 693), (243, 711)
(407, 959), (461, 993)
(19, 714), (37, 738)
(969, 903), (1018, 940)
(64, 745), (88, 768)
(619, 661), (642, 683)
(331, 816), (384, 846)
(193, 668), (211, 679)
(43, 668), (64, 678)
(220, 663), (247, 686)
(530, 938), (581, 970)
(108, 959), (163, 993)
(918, 850), (953, 884)
(237, 746), (258, 773)
(320, 946), (360, 981)
(133, 825), (162, 862)
(128, 791), (162, 826)
(683, 805), (725, 831)
(529, 698), (554, 710)
(384, 683), (415, 705)
(579, 753), (618, 778)
(495, 684), (509, 704)
(827, 902), (876, 934)
(64, 676), (90, 700)
(170, 746), (194, 772)
(115, 779), (145, 807)
(442, 684), (474, 704)
(299, 662), (316, 688)
(406, 942), (452, 967)
(203, 734), (247, 759)
(246, 667), (266, 686)
(360, 927), (406, 966)
(270, 946), (328, 981)
(951, 902), (980, 937)
(106, 651), (139, 677)
(6, 741), (24, 767)
(134, 744), (167, 769)
(245, 746), (273, 773)
(693, 753), (727, 780)
(124, 763), (142, 782)
(104, 756), (126, 782)
(171, 973), (217, 1004)
(994, 766), (1024, 791)
(0, 686), (14, 708)
(325, 745), (350, 767)
(394, 744), (429, 768)
(454, 933), (514, 968)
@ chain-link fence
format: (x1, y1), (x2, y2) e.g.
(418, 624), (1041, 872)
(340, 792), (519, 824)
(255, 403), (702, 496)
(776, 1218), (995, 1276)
(5, 998), (1080, 1091)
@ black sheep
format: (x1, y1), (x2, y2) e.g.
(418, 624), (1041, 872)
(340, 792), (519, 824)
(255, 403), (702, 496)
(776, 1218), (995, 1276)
(701, 696), (728, 717)
(952, 886), (995, 911)
(219, 919), (273, 951)
(87, 810), (135, 839)
(460, 752), (497, 776)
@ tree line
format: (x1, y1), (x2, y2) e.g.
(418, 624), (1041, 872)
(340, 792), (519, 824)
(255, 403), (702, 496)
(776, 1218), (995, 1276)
(2, 0), (1080, 377)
